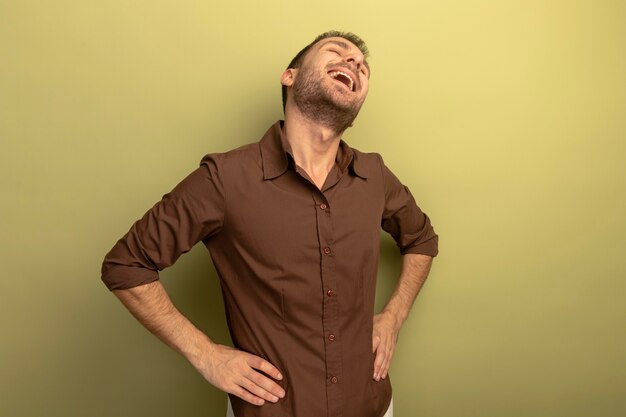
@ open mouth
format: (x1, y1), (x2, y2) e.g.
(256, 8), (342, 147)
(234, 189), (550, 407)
(328, 70), (355, 91)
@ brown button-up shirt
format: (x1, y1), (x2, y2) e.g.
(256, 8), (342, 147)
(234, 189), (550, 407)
(101, 121), (438, 417)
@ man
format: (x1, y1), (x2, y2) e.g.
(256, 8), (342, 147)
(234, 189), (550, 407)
(101, 31), (438, 417)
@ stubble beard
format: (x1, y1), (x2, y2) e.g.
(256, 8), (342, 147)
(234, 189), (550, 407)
(291, 65), (363, 134)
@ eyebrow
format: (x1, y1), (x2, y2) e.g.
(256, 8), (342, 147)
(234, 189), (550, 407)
(319, 40), (371, 74)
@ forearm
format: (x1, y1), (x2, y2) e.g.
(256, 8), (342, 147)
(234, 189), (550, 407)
(112, 279), (285, 405)
(382, 253), (433, 326)
(371, 253), (433, 380)
(112, 280), (214, 370)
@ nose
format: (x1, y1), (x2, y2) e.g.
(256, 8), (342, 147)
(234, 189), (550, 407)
(345, 52), (364, 71)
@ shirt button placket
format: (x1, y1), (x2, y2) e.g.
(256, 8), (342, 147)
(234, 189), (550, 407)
(315, 196), (343, 416)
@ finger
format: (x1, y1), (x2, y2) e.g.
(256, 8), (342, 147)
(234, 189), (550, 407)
(247, 355), (283, 380)
(246, 368), (286, 399)
(373, 343), (386, 380)
(241, 376), (280, 403)
(380, 349), (391, 379)
(381, 342), (394, 379)
(231, 384), (266, 406)
(372, 334), (381, 353)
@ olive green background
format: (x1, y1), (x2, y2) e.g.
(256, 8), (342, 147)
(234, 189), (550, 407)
(1, 0), (625, 416)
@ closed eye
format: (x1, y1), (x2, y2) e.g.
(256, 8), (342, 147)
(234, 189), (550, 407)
(326, 46), (369, 77)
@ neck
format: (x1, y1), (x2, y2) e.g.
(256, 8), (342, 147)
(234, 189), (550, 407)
(283, 106), (345, 185)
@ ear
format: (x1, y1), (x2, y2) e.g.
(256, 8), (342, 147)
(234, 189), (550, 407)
(281, 68), (296, 87)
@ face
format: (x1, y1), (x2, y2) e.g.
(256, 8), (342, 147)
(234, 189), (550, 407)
(282, 37), (371, 132)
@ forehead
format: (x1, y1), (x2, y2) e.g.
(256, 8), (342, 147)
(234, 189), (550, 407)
(315, 37), (360, 52)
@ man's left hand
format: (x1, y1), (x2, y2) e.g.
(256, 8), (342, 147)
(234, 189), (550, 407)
(372, 310), (401, 381)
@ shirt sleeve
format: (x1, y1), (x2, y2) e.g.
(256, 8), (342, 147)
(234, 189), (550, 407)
(100, 154), (225, 291)
(378, 154), (439, 257)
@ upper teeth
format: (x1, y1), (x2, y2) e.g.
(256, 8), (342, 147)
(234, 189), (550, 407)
(329, 71), (354, 91)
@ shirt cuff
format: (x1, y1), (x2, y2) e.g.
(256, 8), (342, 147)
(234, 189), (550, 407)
(399, 236), (439, 257)
(101, 265), (160, 291)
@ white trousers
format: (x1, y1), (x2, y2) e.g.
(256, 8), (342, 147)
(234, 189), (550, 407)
(226, 396), (393, 417)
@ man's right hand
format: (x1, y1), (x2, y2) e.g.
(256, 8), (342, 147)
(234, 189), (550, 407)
(195, 343), (286, 406)
(112, 281), (284, 407)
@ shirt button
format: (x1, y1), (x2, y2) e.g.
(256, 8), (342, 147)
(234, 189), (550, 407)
(330, 376), (338, 384)
(323, 247), (331, 255)
(326, 289), (334, 297)
(328, 334), (336, 342)
(320, 203), (327, 210)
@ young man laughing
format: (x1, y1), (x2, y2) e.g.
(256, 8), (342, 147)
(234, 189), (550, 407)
(102, 30), (438, 417)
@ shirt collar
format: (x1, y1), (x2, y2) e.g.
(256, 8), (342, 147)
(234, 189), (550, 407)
(259, 120), (367, 180)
